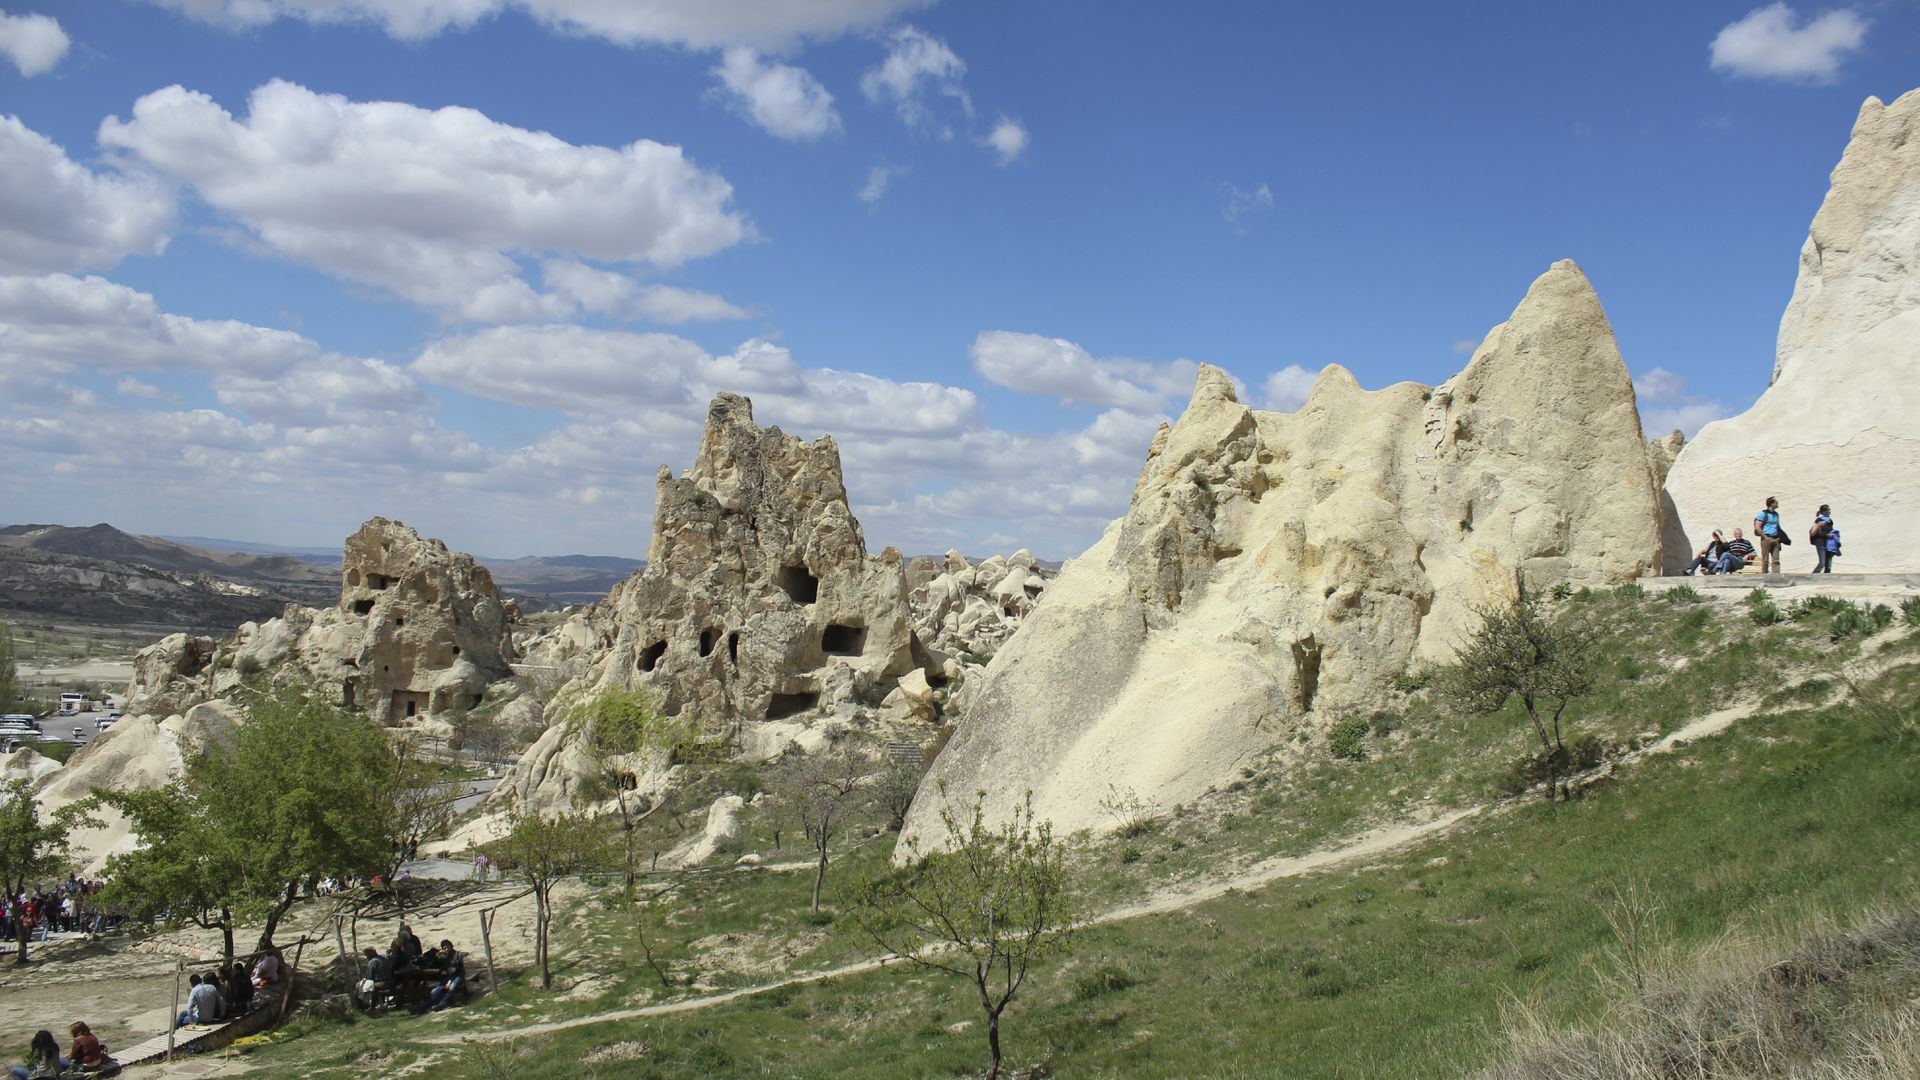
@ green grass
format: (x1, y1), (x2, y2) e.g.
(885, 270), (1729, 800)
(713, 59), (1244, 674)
(229, 597), (1920, 1079)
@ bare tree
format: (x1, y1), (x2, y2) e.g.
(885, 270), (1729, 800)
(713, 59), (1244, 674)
(1442, 579), (1599, 800)
(571, 688), (700, 899)
(782, 747), (864, 914)
(482, 799), (610, 989)
(856, 786), (1078, 1080)
(871, 753), (925, 833)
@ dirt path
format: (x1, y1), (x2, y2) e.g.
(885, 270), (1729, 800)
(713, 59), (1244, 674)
(421, 631), (1919, 1050)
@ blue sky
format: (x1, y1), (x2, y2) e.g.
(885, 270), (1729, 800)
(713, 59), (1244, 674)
(1, 1), (1915, 560)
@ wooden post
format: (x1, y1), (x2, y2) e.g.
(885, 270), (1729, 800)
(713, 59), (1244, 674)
(334, 916), (353, 1004)
(166, 959), (182, 1061)
(477, 909), (498, 995)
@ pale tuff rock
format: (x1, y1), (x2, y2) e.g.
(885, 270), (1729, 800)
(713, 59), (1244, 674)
(34, 716), (187, 873)
(122, 633), (216, 718)
(1665, 89), (1920, 573)
(120, 517), (518, 725)
(664, 794), (746, 868)
(0, 747), (62, 785)
(904, 261), (1661, 848)
(492, 393), (931, 816)
(908, 548), (1050, 657)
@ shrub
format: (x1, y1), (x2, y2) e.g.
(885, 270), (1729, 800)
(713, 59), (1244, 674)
(1391, 667), (1432, 694)
(1744, 587), (1772, 606)
(1119, 846), (1143, 864)
(1550, 582), (1575, 601)
(1869, 604), (1896, 631)
(1613, 582), (1647, 601)
(1367, 710), (1403, 737)
(1664, 584), (1704, 604)
(1328, 716), (1371, 761)
(1072, 964), (1137, 1001)
(1831, 607), (1872, 639)
(1902, 595), (1920, 628)
(1749, 601), (1783, 627)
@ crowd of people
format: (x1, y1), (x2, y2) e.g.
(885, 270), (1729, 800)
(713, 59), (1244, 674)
(1683, 497), (1844, 576)
(357, 923), (468, 1015)
(2, 879), (118, 943)
(173, 951), (284, 1029)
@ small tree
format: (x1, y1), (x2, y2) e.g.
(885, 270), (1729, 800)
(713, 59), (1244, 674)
(1443, 580), (1599, 800)
(571, 688), (698, 899)
(377, 738), (461, 881)
(483, 799), (609, 989)
(872, 753), (925, 833)
(856, 787), (1078, 1080)
(0, 780), (96, 964)
(783, 746), (864, 914)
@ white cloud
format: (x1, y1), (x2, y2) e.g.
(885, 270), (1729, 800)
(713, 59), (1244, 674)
(0, 117), (176, 275)
(141, 0), (931, 51)
(861, 25), (970, 134)
(539, 260), (749, 323)
(98, 80), (751, 322)
(115, 377), (175, 402)
(859, 163), (904, 207)
(0, 12), (69, 76)
(711, 48), (841, 140)
(1632, 367), (1731, 438)
(970, 330), (1197, 413)
(1710, 3), (1867, 82)
(1261, 365), (1317, 412)
(982, 115), (1028, 165)
(1221, 181), (1275, 233)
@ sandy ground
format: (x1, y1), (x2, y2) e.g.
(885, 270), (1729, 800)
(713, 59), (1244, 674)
(19, 659), (138, 686)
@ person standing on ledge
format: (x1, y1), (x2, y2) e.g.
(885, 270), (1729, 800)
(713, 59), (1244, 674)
(1754, 496), (1786, 574)
(1810, 504), (1835, 574)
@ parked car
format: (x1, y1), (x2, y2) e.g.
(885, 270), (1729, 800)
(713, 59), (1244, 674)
(96, 717), (117, 731)
(56, 707), (78, 717)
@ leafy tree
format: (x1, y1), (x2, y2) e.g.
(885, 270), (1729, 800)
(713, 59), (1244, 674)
(95, 689), (396, 954)
(1442, 580), (1600, 800)
(0, 780), (97, 964)
(782, 746), (864, 914)
(570, 688), (700, 899)
(96, 784), (246, 967)
(0, 622), (18, 713)
(482, 798), (610, 989)
(856, 787), (1078, 1080)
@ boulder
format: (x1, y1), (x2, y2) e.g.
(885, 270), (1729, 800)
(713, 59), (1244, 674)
(1664, 89), (1920, 572)
(903, 261), (1661, 850)
(122, 633), (216, 718)
(667, 794), (746, 868)
(0, 747), (61, 785)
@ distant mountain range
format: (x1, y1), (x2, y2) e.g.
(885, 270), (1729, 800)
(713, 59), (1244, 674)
(1, 523), (646, 628)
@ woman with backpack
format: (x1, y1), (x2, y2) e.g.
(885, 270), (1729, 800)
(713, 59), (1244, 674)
(1810, 505), (1835, 573)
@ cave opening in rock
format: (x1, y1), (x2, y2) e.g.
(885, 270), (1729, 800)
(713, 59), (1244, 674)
(451, 645), (460, 657)
(820, 623), (866, 656)
(638, 640), (668, 672)
(369, 573), (395, 590)
(395, 616), (405, 628)
(346, 569), (362, 588)
(727, 631), (740, 664)
(777, 564), (819, 605)
(699, 628), (720, 657)
(766, 691), (819, 720)
(352, 598), (375, 615)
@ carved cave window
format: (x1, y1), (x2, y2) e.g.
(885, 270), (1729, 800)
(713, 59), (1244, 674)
(766, 691), (819, 720)
(778, 564), (819, 605)
(639, 640), (668, 673)
(821, 623), (866, 657)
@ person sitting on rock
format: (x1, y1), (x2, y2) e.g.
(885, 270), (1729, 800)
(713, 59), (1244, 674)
(175, 972), (224, 1029)
(227, 959), (254, 1013)
(250, 950), (282, 989)
(1683, 530), (1729, 575)
(410, 941), (468, 1014)
(1716, 530), (1756, 574)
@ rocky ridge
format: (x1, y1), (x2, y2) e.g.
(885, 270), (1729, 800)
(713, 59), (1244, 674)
(904, 260), (1662, 848)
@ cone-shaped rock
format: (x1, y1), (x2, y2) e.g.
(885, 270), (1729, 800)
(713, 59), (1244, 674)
(1664, 89), (1920, 571)
(901, 261), (1660, 852)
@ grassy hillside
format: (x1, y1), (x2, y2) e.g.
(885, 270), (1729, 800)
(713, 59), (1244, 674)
(227, 586), (1920, 1078)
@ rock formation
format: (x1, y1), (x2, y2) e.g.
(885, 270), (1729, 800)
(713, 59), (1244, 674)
(909, 549), (1050, 658)
(490, 392), (933, 815)
(1664, 89), (1920, 572)
(904, 260), (1661, 848)
(120, 517), (518, 726)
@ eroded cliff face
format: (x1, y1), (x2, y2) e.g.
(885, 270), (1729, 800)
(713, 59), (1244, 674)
(903, 260), (1662, 849)
(492, 393), (931, 817)
(1664, 89), (1920, 572)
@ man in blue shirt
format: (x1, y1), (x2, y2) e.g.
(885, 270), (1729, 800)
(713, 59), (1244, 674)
(1753, 496), (1785, 574)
